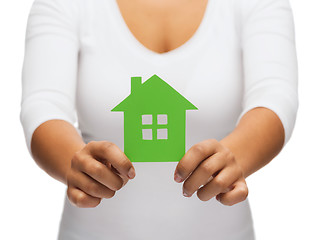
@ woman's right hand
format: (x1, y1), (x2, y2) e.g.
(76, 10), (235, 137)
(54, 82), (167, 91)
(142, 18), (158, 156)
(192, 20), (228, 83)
(66, 141), (136, 208)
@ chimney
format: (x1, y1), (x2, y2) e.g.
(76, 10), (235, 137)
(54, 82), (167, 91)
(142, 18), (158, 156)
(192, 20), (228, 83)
(131, 76), (142, 93)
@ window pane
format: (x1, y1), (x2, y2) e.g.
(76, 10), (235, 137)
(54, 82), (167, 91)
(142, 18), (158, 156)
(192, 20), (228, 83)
(142, 129), (152, 140)
(157, 114), (167, 125)
(142, 115), (152, 125)
(157, 129), (168, 139)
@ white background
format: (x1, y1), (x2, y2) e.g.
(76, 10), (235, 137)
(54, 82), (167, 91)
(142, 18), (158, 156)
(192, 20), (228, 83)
(0, 0), (318, 239)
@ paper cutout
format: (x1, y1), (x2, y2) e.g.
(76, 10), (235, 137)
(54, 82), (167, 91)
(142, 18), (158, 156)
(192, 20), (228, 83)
(111, 74), (198, 162)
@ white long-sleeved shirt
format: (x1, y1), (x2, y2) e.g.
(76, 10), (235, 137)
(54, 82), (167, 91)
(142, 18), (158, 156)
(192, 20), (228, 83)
(20, 0), (298, 239)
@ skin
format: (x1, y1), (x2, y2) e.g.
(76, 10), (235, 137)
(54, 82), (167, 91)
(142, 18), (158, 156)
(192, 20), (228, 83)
(30, 0), (285, 208)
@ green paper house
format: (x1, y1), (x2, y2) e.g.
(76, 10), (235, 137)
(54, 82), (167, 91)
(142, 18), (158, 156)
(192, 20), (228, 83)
(111, 74), (197, 162)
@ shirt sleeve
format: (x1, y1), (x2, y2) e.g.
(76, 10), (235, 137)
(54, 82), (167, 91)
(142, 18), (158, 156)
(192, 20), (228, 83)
(236, 0), (299, 146)
(20, 0), (80, 155)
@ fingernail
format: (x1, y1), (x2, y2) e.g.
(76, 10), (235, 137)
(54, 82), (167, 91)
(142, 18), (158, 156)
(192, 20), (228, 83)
(174, 173), (183, 183)
(183, 190), (190, 197)
(128, 167), (135, 179)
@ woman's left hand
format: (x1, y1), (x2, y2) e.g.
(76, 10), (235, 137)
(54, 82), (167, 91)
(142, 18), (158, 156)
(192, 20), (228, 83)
(174, 139), (248, 206)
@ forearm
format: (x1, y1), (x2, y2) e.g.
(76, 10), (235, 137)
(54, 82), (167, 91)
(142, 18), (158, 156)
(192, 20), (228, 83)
(30, 120), (86, 185)
(220, 107), (285, 178)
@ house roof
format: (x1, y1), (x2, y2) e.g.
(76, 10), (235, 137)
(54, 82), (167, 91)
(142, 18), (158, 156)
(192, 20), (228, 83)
(111, 74), (197, 112)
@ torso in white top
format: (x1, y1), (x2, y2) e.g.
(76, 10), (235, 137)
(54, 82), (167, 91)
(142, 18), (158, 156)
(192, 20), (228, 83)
(20, 0), (298, 239)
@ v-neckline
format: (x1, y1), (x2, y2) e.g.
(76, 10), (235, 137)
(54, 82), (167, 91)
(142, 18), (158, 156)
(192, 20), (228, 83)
(107, 0), (215, 65)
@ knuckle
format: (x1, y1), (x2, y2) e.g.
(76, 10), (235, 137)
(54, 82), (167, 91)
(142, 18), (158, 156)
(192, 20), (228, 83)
(67, 187), (73, 201)
(227, 150), (235, 160)
(230, 149), (235, 158)
(236, 167), (244, 179)
(218, 151), (228, 161)
(72, 154), (89, 171)
(200, 161), (213, 174)
(71, 151), (82, 165)
(224, 149), (235, 163)
(87, 182), (100, 196)
(191, 144), (205, 156)
(214, 176), (227, 190)
(208, 139), (219, 146)
(101, 141), (115, 153)
(91, 162), (104, 177)
(67, 187), (99, 208)
(73, 151), (82, 160)
(74, 192), (89, 207)
(239, 186), (249, 201)
(87, 141), (97, 148)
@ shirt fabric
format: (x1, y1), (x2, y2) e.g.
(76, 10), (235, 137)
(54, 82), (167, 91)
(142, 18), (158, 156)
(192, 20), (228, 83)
(20, 0), (298, 239)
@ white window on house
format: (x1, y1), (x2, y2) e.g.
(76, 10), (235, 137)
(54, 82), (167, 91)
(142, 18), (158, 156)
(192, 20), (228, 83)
(141, 114), (168, 140)
(157, 128), (168, 139)
(157, 114), (168, 140)
(157, 114), (167, 125)
(142, 114), (152, 125)
(142, 129), (152, 140)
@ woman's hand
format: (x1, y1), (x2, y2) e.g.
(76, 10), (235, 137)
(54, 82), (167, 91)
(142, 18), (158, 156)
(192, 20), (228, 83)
(174, 139), (248, 206)
(66, 141), (136, 208)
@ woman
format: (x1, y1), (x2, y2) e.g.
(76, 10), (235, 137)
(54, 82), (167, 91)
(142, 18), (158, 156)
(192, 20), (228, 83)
(20, 0), (298, 239)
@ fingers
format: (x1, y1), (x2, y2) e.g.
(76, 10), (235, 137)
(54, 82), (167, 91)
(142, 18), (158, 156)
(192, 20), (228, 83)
(68, 170), (116, 199)
(72, 151), (125, 191)
(66, 141), (134, 208)
(182, 152), (226, 197)
(67, 187), (102, 208)
(174, 139), (222, 182)
(216, 180), (249, 206)
(174, 138), (248, 206)
(88, 141), (136, 179)
(196, 165), (242, 201)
